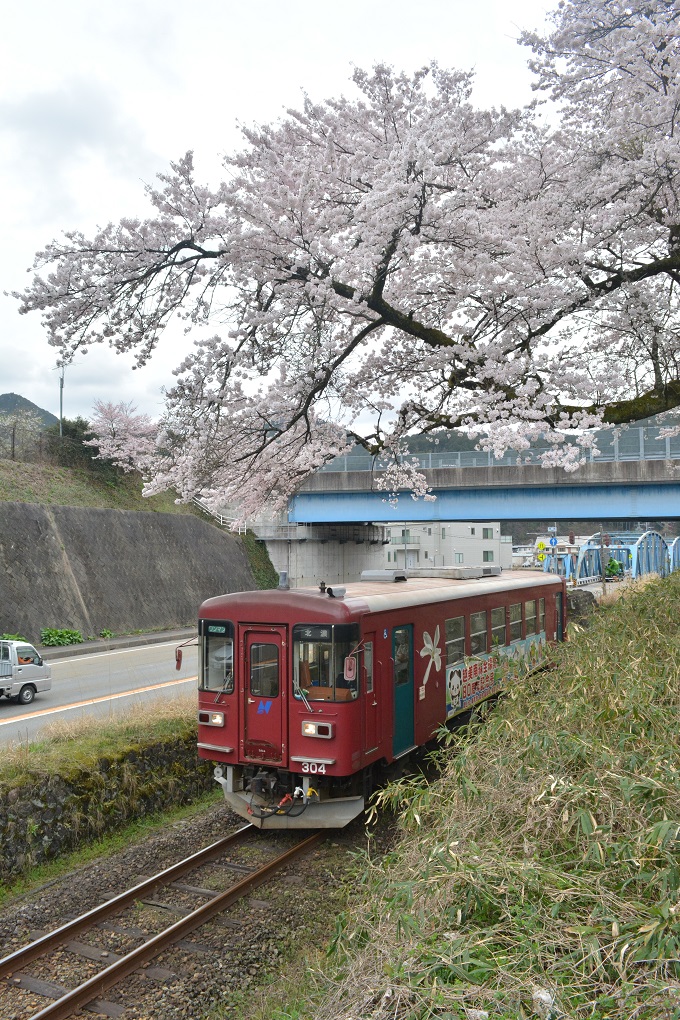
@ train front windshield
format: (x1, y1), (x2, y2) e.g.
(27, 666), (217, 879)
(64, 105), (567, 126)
(200, 621), (234, 693)
(293, 624), (359, 701)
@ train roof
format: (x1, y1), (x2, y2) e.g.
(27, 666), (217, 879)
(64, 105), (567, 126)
(200, 570), (562, 621)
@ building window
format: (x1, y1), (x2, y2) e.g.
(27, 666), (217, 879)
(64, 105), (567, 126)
(470, 611), (488, 655)
(442, 527), (446, 539)
(483, 527), (493, 539)
(483, 550), (494, 562)
(445, 616), (465, 663)
(455, 552), (464, 563)
(428, 527), (432, 536)
(424, 550), (429, 558)
(387, 551), (391, 562)
(538, 598), (545, 633)
(470, 527), (476, 535)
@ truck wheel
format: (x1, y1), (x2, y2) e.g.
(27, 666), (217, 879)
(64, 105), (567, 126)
(18, 685), (36, 705)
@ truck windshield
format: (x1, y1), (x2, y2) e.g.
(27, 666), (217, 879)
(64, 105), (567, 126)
(199, 621), (234, 692)
(293, 624), (359, 702)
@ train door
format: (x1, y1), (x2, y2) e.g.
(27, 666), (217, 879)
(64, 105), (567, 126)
(240, 627), (287, 766)
(555, 592), (564, 641)
(392, 624), (415, 756)
(362, 634), (379, 756)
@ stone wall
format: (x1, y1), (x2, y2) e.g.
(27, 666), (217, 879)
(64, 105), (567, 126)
(0, 733), (214, 877)
(0, 503), (257, 640)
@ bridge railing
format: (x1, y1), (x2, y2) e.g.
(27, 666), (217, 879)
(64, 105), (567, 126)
(318, 425), (680, 473)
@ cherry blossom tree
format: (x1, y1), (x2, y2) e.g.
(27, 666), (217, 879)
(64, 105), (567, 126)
(14, 0), (680, 515)
(86, 400), (157, 473)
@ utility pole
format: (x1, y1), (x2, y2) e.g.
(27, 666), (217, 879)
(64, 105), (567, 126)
(59, 365), (64, 437)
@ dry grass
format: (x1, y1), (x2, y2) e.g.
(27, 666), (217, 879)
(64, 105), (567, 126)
(0, 458), (193, 513)
(307, 572), (680, 1020)
(1, 693), (196, 780)
(596, 573), (660, 606)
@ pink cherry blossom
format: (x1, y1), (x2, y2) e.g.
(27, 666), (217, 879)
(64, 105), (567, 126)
(14, 3), (680, 516)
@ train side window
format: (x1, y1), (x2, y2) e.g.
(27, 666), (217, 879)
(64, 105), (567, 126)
(509, 603), (522, 642)
(250, 642), (279, 698)
(470, 611), (488, 655)
(445, 616), (465, 664)
(525, 600), (537, 635)
(538, 598), (545, 633)
(491, 606), (506, 647)
(364, 642), (374, 694)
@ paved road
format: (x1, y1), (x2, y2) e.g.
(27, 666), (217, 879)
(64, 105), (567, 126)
(0, 640), (199, 747)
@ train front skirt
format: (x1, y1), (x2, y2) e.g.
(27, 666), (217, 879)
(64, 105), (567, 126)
(214, 765), (365, 829)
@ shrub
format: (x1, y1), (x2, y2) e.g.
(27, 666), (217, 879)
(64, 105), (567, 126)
(99, 629), (113, 639)
(40, 628), (84, 647)
(1, 633), (27, 641)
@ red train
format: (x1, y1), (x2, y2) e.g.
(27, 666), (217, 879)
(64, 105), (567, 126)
(187, 568), (566, 828)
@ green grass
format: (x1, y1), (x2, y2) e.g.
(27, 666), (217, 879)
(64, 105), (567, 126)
(0, 458), (195, 512)
(287, 573), (680, 1020)
(0, 694), (197, 784)
(240, 529), (279, 589)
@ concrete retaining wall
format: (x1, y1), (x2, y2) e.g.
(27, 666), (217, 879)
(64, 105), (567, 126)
(0, 503), (256, 640)
(0, 733), (214, 877)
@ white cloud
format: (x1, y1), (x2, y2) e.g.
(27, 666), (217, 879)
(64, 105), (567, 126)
(0, 0), (551, 422)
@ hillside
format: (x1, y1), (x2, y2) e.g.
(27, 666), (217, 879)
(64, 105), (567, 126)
(0, 392), (58, 427)
(0, 458), (196, 514)
(0, 459), (278, 637)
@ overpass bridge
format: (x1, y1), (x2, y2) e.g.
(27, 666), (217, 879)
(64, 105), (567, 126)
(289, 425), (680, 523)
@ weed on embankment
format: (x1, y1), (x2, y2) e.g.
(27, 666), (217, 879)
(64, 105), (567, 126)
(312, 574), (680, 1020)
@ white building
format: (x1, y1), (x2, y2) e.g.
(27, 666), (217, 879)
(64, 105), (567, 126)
(384, 521), (513, 571)
(210, 502), (514, 587)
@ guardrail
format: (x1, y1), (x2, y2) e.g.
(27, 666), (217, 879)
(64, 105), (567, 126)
(192, 498), (248, 532)
(319, 425), (680, 473)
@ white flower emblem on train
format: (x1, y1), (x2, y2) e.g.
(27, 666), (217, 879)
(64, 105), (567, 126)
(419, 626), (442, 685)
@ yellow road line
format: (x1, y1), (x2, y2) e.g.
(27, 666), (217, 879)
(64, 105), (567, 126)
(0, 676), (199, 726)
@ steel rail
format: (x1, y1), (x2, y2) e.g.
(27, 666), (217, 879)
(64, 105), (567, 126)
(0, 824), (255, 981)
(23, 831), (324, 1020)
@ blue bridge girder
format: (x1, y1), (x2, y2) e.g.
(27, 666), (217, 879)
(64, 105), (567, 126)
(292, 457), (680, 524)
(671, 537), (680, 573)
(569, 530), (673, 583)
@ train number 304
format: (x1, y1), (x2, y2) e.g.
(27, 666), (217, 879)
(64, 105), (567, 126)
(300, 762), (326, 774)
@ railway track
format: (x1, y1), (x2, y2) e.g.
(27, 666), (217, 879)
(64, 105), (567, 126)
(0, 825), (324, 1020)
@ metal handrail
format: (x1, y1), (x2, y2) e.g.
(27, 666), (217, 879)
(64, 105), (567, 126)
(318, 425), (680, 474)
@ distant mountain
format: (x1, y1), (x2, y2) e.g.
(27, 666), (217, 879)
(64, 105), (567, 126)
(0, 393), (58, 427)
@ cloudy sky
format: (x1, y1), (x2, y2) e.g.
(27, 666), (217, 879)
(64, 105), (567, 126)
(0, 0), (551, 423)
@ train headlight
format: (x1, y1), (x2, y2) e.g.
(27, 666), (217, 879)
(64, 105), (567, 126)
(302, 720), (333, 739)
(198, 711), (225, 727)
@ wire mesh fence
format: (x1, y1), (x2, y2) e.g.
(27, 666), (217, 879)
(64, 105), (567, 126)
(0, 424), (99, 466)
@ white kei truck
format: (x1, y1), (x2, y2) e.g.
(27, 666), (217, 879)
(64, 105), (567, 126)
(0, 640), (52, 704)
